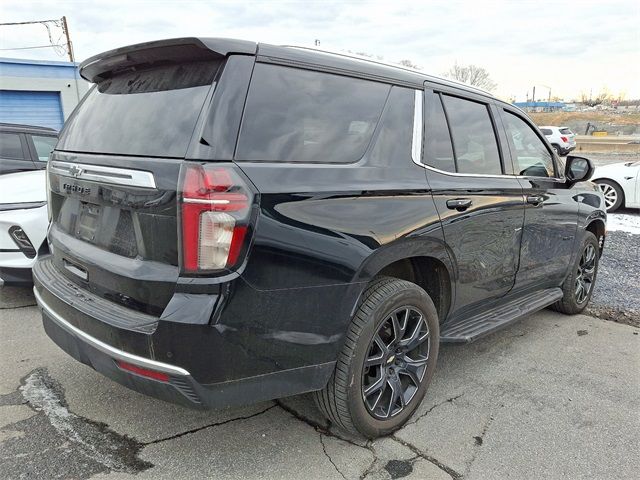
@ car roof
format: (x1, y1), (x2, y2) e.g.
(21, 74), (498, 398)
(80, 37), (504, 104)
(0, 122), (58, 135)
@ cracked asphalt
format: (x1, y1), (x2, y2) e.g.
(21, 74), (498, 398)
(1, 288), (639, 480)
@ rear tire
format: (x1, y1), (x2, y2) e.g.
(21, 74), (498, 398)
(314, 277), (439, 438)
(552, 232), (599, 314)
(552, 144), (562, 156)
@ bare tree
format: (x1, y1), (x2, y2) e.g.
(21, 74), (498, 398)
(444, 63), (497, 92)
(397, 59), (421, 70)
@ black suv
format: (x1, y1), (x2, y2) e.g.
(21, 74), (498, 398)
(33, 38), (606, 438)
(0, 123), (58, 174)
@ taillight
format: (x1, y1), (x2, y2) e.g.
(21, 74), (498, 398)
(179, 163), (254, 273)
(560, 136), (568, 143)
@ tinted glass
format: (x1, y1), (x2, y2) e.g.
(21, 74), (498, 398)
(559, 128), (573, 135)
(236, 64), (390, 163)
(0, 133), (24, 159)
(503, 111), (555, 177)
(442, 95), (502, 175)
(540, 128), (553, 135)
(32, 135), (57, 161)
(58, 60), (220, 158)
(424, 92), (455, 172)
(367, 87), (415, 166)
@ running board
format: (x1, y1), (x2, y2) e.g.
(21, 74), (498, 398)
(441, 288), (563, 343)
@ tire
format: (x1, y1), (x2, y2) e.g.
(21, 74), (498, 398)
(551, 232), (599, 315)
(314, 277), (439, 438)
(595, 179), (624, 212)
(552, 144), (562, 156)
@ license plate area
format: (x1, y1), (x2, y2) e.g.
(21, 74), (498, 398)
(76, 202), (101, 242)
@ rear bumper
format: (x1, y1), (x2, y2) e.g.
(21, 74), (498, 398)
(33, 256), (339, 409)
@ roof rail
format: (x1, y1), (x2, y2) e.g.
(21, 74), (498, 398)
(282, 45), (491, 96)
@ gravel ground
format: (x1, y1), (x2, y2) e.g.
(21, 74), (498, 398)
(580, 151), (639, 167)
(587, 210), (640, 327)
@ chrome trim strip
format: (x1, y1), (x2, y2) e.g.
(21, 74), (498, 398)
(49, 161), (157, 189)
(33, 287), (190, 376)
(183, 198), (230, 205)
(411, 90), (423, 165)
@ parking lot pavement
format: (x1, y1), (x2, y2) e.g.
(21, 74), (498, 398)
(1, 288), (638, 480)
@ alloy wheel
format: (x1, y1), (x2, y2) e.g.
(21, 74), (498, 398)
(597, 183), (618, 211)
(362, 306), (430, 419)
(575, 244), (596, 304)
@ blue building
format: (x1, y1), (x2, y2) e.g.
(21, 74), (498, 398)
(512, 101), (566, 112)
(0, 57), (89, 131)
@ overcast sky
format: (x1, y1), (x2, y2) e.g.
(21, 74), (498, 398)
(1, 0), (638, 100)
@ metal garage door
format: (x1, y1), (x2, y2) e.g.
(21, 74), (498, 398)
(0, 90), (64, 130)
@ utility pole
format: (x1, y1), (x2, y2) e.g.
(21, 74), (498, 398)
(61, 16), (74, 62)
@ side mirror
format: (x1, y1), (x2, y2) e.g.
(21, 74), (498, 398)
(565, 155), (594, 187)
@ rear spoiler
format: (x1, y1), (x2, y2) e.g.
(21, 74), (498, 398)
(80, 37), (257, 83)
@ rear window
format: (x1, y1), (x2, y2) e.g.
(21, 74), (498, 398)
(559, 128), (573, 135)
(236, 64), (390, 163)
(58, 60), (220, 158)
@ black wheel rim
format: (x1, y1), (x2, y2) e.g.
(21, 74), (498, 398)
(575, 244), (596, 304)
(362, 306), (430, 420)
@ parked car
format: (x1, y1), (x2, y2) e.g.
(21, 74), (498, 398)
(0, 170), (48, 286)
(32, 38), (606, 438)
(539, 125), (576, 156)
(592, 161), (640, 212)
(0, 123), (57, 175)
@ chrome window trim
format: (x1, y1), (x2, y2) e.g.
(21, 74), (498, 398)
(49, 160), (157, 189)
(411, 90), (423, 165)
(33, 287), (190, 377)
(411, 90), (560, 180)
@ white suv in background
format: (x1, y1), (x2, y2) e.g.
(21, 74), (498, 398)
(0, 170), (48, 286)
(539, 126), (576, 156)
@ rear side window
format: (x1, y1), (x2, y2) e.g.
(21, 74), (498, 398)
(0, 133), (25, 159)
(31, 135), (57, 161)
(540, 128), (553, 135)
(503, 111), (555, 177)
(442, 95), (502, 175)
(58, 60), (220, 158)
(236, 64), (390, 163)
(559, 128), (573, 135)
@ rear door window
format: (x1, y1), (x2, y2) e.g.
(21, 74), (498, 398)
(502, 110), (555, 177)
(441, 95), (502, 175)
(540, 128), (553, 135)
(236, 64), (390, 163)
(57, 60), (220, 158)
(31, 135), (57, 162)
(424, 92), (456, 172)
(0, 132), (26, 159)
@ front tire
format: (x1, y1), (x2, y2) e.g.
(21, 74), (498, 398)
(552, 232), (599, 314)
(314, 277), (439, 438)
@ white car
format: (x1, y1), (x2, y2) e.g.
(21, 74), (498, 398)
(592, 161), (640, 212)
(0, 170), (48, 286)
(539, 125), (576, 156)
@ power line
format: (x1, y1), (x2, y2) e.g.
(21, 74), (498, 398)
(0, 44), (65, 51)
(0, 16), (73, 62)
(0, 19), (60, 26)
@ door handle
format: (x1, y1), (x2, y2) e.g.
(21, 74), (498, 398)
(526, 195), (544, 206)
(446, 199), (472, 211)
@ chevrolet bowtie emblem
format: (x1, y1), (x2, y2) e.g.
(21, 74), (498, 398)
(69, 165), (83, 178)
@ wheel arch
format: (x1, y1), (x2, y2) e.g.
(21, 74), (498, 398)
(585, 218), (606, 255)
(348, 238), (455, 323)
